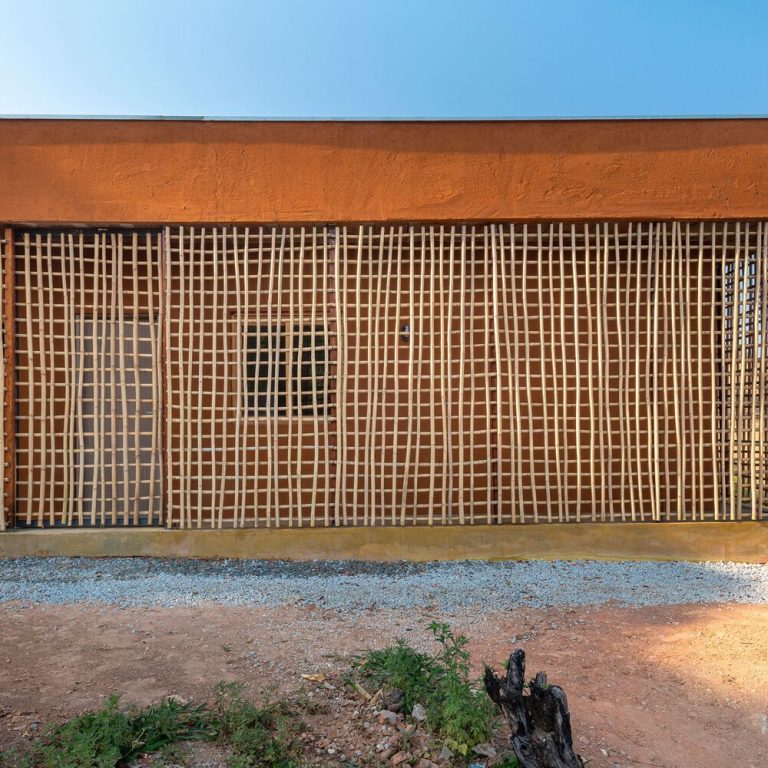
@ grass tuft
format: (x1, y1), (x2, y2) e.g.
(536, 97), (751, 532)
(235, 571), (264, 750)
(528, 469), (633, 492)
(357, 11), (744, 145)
(4, 685), (304, 768)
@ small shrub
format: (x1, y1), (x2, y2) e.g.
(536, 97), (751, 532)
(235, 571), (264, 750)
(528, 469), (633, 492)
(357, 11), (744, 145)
(353, 622), (497, 758)
(354, 640), (435, 715)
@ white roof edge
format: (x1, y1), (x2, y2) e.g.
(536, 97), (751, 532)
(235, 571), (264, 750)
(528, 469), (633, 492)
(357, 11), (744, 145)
(0, 114), (767, 122)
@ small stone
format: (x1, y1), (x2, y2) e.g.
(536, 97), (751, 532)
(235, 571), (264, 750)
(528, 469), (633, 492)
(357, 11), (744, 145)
(436, 745), (453, 762)
(472, 742), (496, 757)
(379, 747), (395, 762)
(391, 751), (412, 766)
(383, 688), (404, 712)
(411, 703), (427, 722)
(378, 709), (399, 725)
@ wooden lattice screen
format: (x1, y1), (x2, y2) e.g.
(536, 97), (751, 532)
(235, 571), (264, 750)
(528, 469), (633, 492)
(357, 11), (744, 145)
(164, 226), (336, 527)
(14, 231), (164, 527)
(5, 222), (768, 527)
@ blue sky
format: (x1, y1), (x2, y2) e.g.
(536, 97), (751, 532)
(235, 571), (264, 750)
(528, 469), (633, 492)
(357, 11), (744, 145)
(1, 0), (766, 118)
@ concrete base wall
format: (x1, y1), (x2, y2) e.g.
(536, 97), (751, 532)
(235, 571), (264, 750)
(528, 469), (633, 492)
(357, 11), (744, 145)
(1, 522), (766, 562)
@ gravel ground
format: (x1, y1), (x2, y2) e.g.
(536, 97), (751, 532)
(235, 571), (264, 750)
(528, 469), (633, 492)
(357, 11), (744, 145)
(0, 557), (766, 610)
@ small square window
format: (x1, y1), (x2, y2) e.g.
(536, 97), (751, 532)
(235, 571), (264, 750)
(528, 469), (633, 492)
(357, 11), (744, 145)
(246, 324), (328, 417)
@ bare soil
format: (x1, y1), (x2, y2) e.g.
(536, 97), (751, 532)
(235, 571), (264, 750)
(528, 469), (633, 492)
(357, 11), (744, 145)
(0, 602), (766, 768)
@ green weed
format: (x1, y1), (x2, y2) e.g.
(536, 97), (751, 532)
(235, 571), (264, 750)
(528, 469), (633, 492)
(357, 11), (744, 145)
(353, 622), (497, 758)
(4, 685), (304, 768)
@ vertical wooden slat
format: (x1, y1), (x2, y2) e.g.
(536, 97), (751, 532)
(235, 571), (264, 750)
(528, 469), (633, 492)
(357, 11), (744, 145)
(697, 222), (722, 520)
(272, 229), (286, 525)
(253, 228), (264, 526)
(377, 227), (394, 523)
(22, 234), (33, 524)
(161, 227), (172, 527)
(35, 235), (49, 526)
(684, 224), (697, 519)
(413, 226), (427, 524)
(294, 228), (303, 526)
(146, 232), (160, 526)
(351, 226), (363, 526)
(467, 226), (478, 523)
(428, 226), (440, 525)
(651, 223), (662, 520)
(584, 225), (596, 520)
(321, 227), (331, 527)
(130, 235), (142, 522)
(75, 232), (86, 525)
(184, 228), (196, 527)
(175, 227), (187, 526)
(333, 227), (345, 526)
(456, 226), (467, 524)
(633, 224), (646, 519)
(511, 223), (524, 521)
(209, 228), (220, 527)
(196, 229), (208, 527)
(670, 222), (683, 519)
(263, 228), (276, 526)
(285, 229), (295, 525)
(730, 223), (742, 519)
(490, 225), (503, 524)
(308, 228), (320, 526)
(536, 225), (552, 520)
(548, 224), (564, 521)
(614, 224), (628, 520)
(736, 224), (750, 520)
(599, 224), (613, 519)
(2, 228), (15, 529)
(399, 227), (416, 525)
(716, 223), (728, 520)
(219, 228), (232, 527)
(482, 226), (494, 524)
(497, 224), (516, 522)
(240, 227), (251, 528)
(232, 227), (244, 526)
(116, 235), (131, 524)
(444, 226), (455, 522)
(389, 227), (403, 525)
(366, 227), (382, 525)
(522, 225), (538, 521)
(748, 223), (760, 520)
(60, 234), (72, 524)
(107, 235), (119, 523)
(661, 222), (674, 520)
(758, 222), (768, 519)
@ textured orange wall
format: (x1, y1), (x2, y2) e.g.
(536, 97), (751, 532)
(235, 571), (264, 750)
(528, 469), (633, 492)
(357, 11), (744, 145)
(1, 118), (768, 224)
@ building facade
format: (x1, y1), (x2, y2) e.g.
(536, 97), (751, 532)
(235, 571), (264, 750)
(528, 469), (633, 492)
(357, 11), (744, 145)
(1, 118), (767, 555)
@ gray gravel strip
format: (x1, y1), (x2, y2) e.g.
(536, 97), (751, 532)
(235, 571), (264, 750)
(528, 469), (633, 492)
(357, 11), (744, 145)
(0, 558), (766, 611)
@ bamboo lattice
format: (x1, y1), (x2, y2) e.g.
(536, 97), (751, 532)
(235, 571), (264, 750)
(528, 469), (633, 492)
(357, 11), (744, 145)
(6, 222), (768, 527)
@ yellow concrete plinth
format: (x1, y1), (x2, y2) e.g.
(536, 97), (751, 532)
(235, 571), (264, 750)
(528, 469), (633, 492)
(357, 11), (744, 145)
(0, 521), (766, 562)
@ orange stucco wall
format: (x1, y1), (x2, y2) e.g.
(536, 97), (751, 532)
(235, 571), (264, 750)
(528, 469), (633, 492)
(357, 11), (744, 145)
(1, 118), (768, 224)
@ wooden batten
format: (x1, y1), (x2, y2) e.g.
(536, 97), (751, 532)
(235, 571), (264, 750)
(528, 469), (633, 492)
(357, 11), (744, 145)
(2, 227), (15, 529)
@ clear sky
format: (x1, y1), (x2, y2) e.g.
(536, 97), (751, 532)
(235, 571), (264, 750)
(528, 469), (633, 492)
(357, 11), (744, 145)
(1, 0), (766, 118)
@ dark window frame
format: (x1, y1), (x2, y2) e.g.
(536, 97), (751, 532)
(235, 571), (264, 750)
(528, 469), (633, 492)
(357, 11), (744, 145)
(245, 322), (328, 418)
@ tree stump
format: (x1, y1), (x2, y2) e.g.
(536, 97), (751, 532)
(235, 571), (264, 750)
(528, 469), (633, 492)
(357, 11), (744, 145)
(484, 649), (584, 768)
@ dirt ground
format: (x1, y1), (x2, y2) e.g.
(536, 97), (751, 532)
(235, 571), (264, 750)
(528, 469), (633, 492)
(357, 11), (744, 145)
(0, 602), (766, 768)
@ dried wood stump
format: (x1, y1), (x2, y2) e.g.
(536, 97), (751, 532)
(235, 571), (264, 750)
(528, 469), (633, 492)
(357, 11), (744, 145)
(484, 649), (584, 768)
